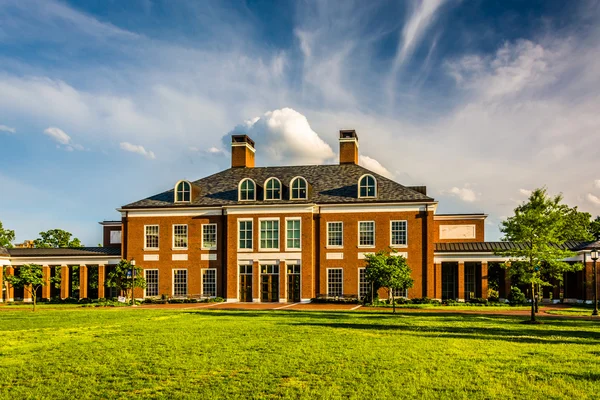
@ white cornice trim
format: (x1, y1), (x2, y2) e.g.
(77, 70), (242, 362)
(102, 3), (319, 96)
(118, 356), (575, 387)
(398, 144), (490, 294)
(320, 202), (437, 213)
(119, 208), (223, 217)
(434, 214), (488, 221)
(7, 256), (120, 266)
(231, 142), (256, 153)
(226, 205), (315, 215)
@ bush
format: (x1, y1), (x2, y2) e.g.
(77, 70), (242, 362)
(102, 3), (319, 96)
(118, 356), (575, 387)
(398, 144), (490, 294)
(508, 286), (528, 305)
(468, 297), (488, 305)
(443, 299), (460, 306)
(410, 297), (440, 305)
(487, 289), (499, 302)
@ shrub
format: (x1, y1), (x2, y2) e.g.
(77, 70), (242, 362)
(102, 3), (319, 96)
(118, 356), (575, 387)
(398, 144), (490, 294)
(508, 286), (528, 305)
(487, 289), (499, 302)
(410, 297), (440, 305)
(468, 297), (488, 305)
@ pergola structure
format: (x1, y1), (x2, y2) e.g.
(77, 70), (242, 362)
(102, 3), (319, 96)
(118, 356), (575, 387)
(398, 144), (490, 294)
(0, 247), (121, 302)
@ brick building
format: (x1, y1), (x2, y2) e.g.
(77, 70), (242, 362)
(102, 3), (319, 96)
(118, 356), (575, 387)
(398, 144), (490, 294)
(1, 130), (599, 303)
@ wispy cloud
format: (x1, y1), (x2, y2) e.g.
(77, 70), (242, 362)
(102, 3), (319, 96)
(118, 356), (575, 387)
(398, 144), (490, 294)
(120, 142), (156, 160)
(43, 127), (84, 151)
(443, 185), (480, 202)
(0, 124), (16, 133)
(587, 193), (600, 206)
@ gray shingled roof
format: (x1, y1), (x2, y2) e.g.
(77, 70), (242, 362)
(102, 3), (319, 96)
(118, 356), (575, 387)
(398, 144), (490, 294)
(7, 247), (121, 257)
(435, 241), (588, 253)
(0, 247), (9, 257)
(123, 164), (434, 209)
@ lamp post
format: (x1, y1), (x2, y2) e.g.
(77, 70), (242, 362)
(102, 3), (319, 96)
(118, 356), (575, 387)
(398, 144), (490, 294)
(591, 250), (599, 316)
(130, 259), (136, 307)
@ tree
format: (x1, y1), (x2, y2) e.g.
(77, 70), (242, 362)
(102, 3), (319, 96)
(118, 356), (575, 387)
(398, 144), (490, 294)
(364, 249), (414, 314)
(497, 188), (594, 323)
(4, 264), (52, 311)
(591, 216), (600, 240)
(0, 221), (16, 248)
(105, 259), (146, 305)
(33, 229), (83, 248)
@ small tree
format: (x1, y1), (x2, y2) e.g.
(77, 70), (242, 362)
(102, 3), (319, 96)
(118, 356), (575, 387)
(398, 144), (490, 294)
(4, 264), (50, 311)
(364, 250), (414, 314)
(105, 259), (146, 305)
(33, 229), (83, 248)
(591, 216), (600, 240)
(497, 188), (594, 323)
(0, 221), (16, 248)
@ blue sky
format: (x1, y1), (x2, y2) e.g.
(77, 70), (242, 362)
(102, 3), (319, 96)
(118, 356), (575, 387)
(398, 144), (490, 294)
(1, 0), (600, 246)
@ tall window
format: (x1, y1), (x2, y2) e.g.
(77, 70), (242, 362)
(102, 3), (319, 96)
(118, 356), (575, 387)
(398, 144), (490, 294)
(175, 180), (191, 202)
(390, 220), (407, 247)
(465, 263), (476, 300)
(239, 179), (256, 201)
(290, 177), (307, 200)
(264, 178), (281, 200)
(202, 268), (217, 297)
(286, 219), (301, 250)
(260, 219), (279, 249)
(239, 220), (253, 249)
(145, 269), (159, 297)
(327, 222), (343, 247)
(328, 268), (343, 297)
(202, 224), (217, 250)
(173, 225), (188, 249)
(359, 221), (375, 247)
(358, 174), (376, 198)
(392, 288), (408, 298)
(359, 268), (369, 300)
(145, 225), (159, 249)
(173, 269), (188, 297)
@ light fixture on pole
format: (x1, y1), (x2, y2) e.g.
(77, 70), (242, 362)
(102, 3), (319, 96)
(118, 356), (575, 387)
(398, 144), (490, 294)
(130, 258), (136, 306)
(591, 250), (599, 316)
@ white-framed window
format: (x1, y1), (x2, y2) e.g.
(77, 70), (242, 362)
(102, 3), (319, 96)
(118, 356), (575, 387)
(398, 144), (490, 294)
(238, 219), (253, 250)
(358, 221), (375, 247)
(327, 222), (343, 248)
(173, 224), (188, 249)
(145, 225), (159, 249)
(358, 268), (369, 300)
(286, 218), (301, 250)
(264, 177), (282, 200)
(175, 180), (191, 203)
(327, 268), (343, 297)
(145, 269), (159, 297)
(358, 174), (377, 198)
(110, 230), (122, 244)
(260, 219), (279, 250)
(290, 177), (308, 200)
(201, 268), (217, 298)
(201, 223), (217, 250)
(173, 269), (188, 297)
(239, 178), (256, 201)
(390, 220), (407, 247)
(392, 288), (408, 298)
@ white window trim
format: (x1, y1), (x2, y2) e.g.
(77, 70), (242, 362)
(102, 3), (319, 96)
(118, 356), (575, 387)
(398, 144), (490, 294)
(263, 177), (282, 201)
(289, 176), (308, 200)
(326, 267), (343, 297)
(172, 224), (188, 250)
(174, 180), (192, 203)
(172, 268), (188, 298)
(237, 218), (253, 252)
(285, 217), (302, 251)
(326, 221), (344, 249)
(358, 267), (368, 300)
(390, 220), (408, 248)
(358, 173), (377, 199)
(144, 224), (160, 251)
(201, 223), (218, 250)
(258, 217), (280, 251)
(238, 178), (256, 201)
(201, 268), (217, 298)
(144, 269), (159, 298)
(358, 220), (376, 248)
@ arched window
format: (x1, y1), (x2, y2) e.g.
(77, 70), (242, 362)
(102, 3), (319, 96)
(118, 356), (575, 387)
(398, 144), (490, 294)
(290, 177), (308, 200)
(264, 178), (281, 200)
(175, 180), (191, 203)
(358, 174), (377, 198)
(239, 178), (256, 201)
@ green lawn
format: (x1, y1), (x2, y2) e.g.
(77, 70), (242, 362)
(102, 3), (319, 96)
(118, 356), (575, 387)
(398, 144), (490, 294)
(1, 308), (599, 399)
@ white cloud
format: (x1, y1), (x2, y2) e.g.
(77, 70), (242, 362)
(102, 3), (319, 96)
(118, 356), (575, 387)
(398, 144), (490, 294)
(595, 180), (600, 189)
(445, 186), (479, 202)
(119, 142), (156, 160)
(359, 155), (393, 179)
(0, 124), (16, 133)
(519, 189), (532, 196)
(587, 193), (600, 206)
(43, 126), (71, 145)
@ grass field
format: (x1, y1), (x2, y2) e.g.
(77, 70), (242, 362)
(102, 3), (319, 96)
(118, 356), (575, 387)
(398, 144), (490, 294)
(1, 308), (599, 399)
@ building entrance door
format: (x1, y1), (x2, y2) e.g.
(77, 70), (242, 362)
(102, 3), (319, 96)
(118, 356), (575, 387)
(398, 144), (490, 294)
(239, 265), (253, 302)
(442, 262), (457, 300)
(261, 265), (279, 302)
(287, 264), (301, 302)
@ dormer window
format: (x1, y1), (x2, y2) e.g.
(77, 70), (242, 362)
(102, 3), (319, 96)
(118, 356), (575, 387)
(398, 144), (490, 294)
(239, 178), (256, 201)
(175, 180), (191, 203)
(290, 177), (308, 200)
(358, 174), (377, 198)
(264, 178), (281, 200)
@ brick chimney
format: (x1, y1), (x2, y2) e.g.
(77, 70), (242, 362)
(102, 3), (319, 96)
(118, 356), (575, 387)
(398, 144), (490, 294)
(339, 130), (358, 164)
(231, 135), (256, 168)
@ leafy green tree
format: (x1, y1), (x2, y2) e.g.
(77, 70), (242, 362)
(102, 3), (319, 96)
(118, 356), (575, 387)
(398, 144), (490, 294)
(497, 188), (594, 323)
(0, 221), (16, 248)
(33, 229), (83, 248)
(364, 249), (414, 314)
(4, 264), (53, 311)
(105, 260), (146, 305)
(590, 216), (600, 240)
